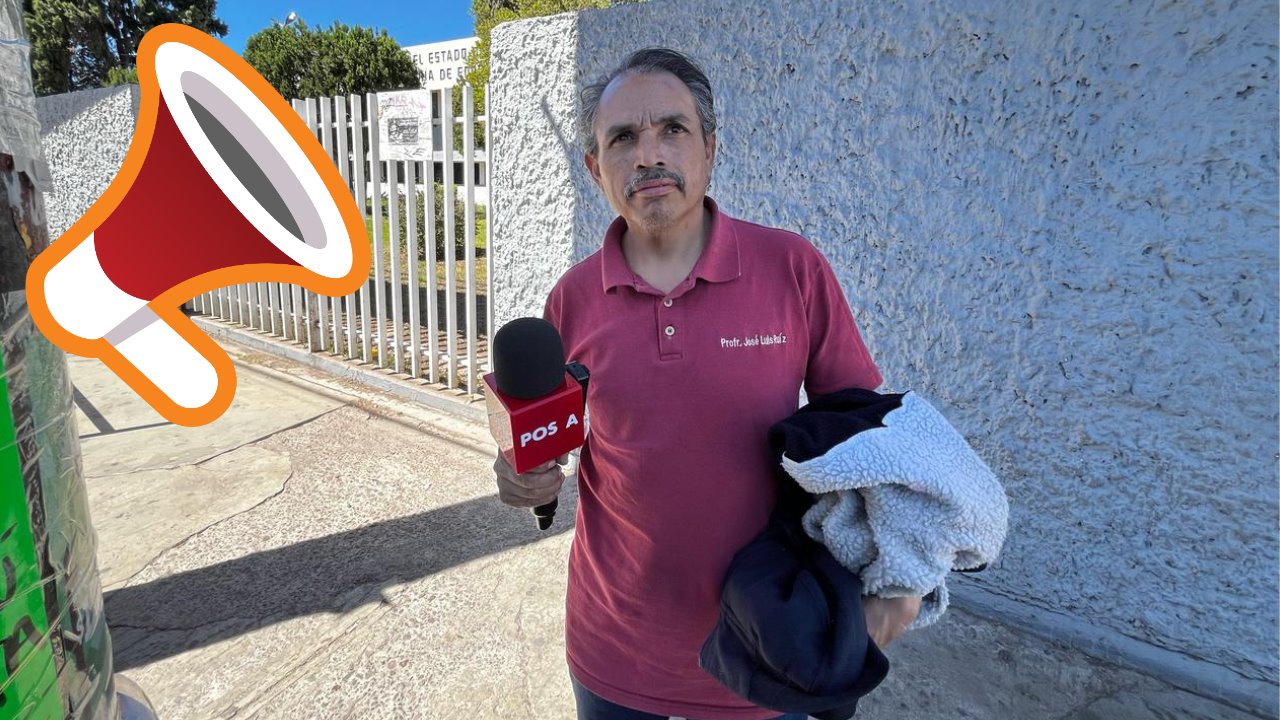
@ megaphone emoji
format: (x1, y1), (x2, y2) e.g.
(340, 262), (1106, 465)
(26, 24), (370, 427)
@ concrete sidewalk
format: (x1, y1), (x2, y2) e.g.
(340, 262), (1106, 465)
(72, 340), (1266, 720)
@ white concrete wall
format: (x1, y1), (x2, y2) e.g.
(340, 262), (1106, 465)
(35, 85), (138, 239)
(490, 0), (1279, 713)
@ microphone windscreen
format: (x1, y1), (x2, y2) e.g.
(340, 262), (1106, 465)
(492, 317), (566, 400)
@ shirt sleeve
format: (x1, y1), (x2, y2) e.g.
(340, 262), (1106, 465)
(542, 284), (561, 330)
(801, 246), (882, 395)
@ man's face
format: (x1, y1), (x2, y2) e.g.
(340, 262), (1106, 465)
(585, 71), (716, 235)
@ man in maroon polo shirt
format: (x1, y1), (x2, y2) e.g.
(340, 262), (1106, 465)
(493, 48), (921, 720)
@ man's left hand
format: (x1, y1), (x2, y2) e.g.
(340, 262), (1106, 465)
(863, 595), (922, 648)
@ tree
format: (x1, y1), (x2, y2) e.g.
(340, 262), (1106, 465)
(102, 65), (138, 87)
(23, 0), (226, 96)
(243, 21), (422, 100)
(461, 0), (643, 115)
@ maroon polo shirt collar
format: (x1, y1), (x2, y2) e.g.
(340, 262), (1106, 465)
(600, 196), (742, 294)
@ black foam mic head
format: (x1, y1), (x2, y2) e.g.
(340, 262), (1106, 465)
(492, 317), (566, 400)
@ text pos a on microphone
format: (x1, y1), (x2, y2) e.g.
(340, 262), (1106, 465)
(484, 317), (589, 531)
(24, 23), (369, 427)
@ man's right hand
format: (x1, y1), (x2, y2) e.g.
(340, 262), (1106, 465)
(863, 595), (921, 648)
(493, 453), (567, 508)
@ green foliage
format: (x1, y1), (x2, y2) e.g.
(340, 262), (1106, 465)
(370, 185), (487, 263)
(102, 65), (138, 87)
(243, 21), (422, 100)
(24, 0), (226, 96)
(461, 0), (644, 116)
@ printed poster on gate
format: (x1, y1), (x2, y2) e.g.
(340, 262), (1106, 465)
(377, 89), (434, 161)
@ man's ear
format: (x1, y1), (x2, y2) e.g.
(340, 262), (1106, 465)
(705, 131), (717, 167)
(584, 151), (603, 189)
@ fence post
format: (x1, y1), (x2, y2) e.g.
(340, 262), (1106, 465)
(368, 93), (387, 368)
(441, 86), (459, 389)
(462, 85), (479, 395)
(484, 81), (494, 371)
(351, 93), (371, 364)
(407, 161), (422, 378)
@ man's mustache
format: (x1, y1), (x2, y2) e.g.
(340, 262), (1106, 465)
(624, 169), (685, 198)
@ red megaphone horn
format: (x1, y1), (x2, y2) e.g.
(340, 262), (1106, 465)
(26, 23), (369, 427)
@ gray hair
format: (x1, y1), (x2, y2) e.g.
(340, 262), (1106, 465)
(580, 47), (717, 156)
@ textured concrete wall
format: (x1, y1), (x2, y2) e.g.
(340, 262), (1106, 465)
(490, 0), (1279, 712)
(489, 12), (583, 327)
(35, 85), (138, 239)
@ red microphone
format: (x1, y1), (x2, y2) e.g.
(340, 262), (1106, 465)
(483, 317), (589, 530)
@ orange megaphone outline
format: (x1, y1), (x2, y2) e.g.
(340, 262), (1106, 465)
(26, 23), (370, 427)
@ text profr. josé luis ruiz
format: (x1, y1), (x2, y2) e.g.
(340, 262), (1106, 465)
(720, 333), (788, 348)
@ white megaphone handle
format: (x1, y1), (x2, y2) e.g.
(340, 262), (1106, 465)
(105, 307), (220, 410)
(43, 234), (220, 411)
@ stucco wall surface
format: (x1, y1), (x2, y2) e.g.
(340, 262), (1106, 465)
(490, 12), (584, 324)
(35, 85), (138, 239)
(490, 0), (1278, 711)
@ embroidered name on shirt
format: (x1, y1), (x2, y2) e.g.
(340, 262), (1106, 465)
(720, 333), (787, 349)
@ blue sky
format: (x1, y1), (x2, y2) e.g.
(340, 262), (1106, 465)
(217, 0), (478, 54)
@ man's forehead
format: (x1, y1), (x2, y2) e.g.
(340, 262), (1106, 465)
(597, 71), (697, 120)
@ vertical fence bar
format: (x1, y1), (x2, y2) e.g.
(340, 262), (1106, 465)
(462, 86), (479, 395)
(273, 281), (283, 337)
(424, 117), (440, 385)
(292, 98), (309, 346)
(387, 161), (404, 374)
(313, 97), (329, 351)
(322, 96), (342, 353)
(336, 94), (357, 359)
(368, 93), (387, 368)
(352, 93), (371, 364)
(290, 283), (303, 342)
(247, 282), (260, 329)
(484, 82), (494, 371)
(406, 161), (422, 378)
(260, 281), (269, 330)
(276, 281), (288, 338)
(258, 281), (268, 331)
(441, 86), (459, 389)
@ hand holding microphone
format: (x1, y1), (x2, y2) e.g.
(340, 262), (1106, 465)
(483, 317), (589, 530)
(492, 453), (567, 511)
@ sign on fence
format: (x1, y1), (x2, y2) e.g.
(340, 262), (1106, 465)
(377, 89), (434, 161)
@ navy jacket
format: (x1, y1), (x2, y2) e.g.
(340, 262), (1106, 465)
(698, 390), (895, 720)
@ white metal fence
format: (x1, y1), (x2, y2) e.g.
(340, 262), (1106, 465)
(187, 85), (494, 396)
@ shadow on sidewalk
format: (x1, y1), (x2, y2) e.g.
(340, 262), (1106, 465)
(104, 484), (577, 670)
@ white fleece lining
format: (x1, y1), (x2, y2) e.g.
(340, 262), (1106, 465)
(780, 391), (1009, 629)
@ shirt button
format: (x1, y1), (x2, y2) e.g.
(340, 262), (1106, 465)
(663, 298), (673, 307)
(665, 325), (676, 337)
